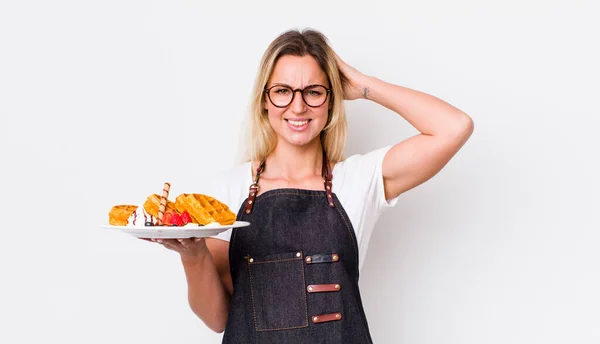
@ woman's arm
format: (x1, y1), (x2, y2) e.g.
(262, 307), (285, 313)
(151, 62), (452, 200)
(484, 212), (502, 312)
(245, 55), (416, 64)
(156, 237), (232, 333)
(336, 55), (474, 200)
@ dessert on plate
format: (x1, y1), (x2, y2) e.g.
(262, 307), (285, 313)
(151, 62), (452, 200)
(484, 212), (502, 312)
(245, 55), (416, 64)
(108, 182), (236, 228)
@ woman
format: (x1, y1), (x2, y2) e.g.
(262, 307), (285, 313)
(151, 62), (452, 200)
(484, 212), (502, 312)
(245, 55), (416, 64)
(152, 29), (474, 343)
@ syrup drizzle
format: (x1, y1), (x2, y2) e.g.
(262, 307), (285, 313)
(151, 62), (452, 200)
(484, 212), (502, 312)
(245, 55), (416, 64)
(141, 210), (155, 226)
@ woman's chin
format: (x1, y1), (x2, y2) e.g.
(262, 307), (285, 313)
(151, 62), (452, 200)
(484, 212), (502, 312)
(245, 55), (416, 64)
(282, 134), (319, 148)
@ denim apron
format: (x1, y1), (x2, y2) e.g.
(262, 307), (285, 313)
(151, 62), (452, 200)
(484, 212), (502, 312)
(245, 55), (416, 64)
(221, 153), (374, 343)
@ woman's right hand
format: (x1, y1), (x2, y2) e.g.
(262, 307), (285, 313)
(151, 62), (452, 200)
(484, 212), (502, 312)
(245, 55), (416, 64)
(145, 237), (210, 260)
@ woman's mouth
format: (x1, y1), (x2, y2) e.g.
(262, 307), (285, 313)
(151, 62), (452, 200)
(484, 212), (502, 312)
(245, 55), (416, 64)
(285, 119), (311, 131)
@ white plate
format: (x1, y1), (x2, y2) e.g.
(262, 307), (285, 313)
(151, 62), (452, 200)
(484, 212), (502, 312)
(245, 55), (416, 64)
(101, 221), (250, 239)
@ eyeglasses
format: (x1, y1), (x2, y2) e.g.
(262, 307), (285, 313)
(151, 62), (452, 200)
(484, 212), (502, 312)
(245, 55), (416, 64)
(264, 84), (332, 108)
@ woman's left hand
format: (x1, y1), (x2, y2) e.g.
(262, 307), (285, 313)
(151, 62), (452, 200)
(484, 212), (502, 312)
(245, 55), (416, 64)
(334, 52), (371, 101)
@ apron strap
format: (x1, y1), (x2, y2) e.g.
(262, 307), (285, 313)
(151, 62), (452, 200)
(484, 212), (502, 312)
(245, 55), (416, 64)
(244, 150), (334, 214)
(322, 151), (335, 208)
(244, 159), (265, 214)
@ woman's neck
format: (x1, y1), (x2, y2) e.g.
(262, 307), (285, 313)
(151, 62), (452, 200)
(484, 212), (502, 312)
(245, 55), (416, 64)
(265, 140), (324, 180)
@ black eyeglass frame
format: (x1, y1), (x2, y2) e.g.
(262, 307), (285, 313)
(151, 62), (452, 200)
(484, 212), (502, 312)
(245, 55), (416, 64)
(264, 84), (332, 108)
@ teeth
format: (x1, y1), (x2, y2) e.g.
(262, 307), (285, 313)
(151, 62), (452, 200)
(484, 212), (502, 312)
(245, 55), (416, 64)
(288, 120), (309, 127)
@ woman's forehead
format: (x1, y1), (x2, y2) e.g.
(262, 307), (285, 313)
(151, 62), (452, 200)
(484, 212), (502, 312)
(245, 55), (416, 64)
(269, 55), (327, 86)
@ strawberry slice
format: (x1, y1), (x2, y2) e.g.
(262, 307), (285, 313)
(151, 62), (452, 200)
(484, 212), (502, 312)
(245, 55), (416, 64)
(180, 211), (192, 225)
(171, 213), (184, 226)
(162, 210), (175, 225)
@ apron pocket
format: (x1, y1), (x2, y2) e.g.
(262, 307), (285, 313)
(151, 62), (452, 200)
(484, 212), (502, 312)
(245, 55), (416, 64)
(247, 250), (309, 331)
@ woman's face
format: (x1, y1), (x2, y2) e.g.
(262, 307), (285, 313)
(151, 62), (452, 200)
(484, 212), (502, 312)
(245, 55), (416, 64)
(265, 55), (331, 149)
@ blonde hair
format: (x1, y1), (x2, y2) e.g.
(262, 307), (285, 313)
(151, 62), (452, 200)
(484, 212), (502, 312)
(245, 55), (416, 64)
(245, 29), (347, 163)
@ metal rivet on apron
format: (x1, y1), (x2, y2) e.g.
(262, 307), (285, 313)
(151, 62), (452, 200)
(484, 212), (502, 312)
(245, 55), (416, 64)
(248, 200), (253, 204)
(332, 254), (339, 261)
(329, 202), (334, 206)
(249, 258), (253, 263)
(335, 313), (341, 320)
(327, 194), (332, 198)
(250, 192), (255, 197)
(335, 284), (340, 290)
(296, 252), (301, 258)
(313, 316), (319, 323)
(326, 185), (330, 190)
(308, 286), (313, 292)
(305, 257), (312, 263)
(246, 209), (251, 214)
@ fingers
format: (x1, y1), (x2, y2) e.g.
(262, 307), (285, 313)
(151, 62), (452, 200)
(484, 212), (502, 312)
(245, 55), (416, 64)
(148, 237), (204, 252)
(176, 238), (203, 246)
(334, 52), (348, 70)
(155, 238), (181, 251)
(177, 238), (191, 249)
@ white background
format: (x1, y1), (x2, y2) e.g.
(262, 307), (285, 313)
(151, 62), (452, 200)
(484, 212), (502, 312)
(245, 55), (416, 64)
(1, 0), (598, 343)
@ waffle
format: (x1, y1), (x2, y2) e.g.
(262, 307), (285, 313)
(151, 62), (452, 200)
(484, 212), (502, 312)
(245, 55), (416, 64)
(108, 205), (138, 226)
(143, 193), (179, 218)
(175, 193), (236, 225)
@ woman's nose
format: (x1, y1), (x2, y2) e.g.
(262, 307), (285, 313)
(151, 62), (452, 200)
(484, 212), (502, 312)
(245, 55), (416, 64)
(290, 90), (307, 113)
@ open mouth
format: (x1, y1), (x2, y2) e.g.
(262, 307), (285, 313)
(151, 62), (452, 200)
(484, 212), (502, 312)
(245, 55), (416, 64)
(285, 119), (311, 127)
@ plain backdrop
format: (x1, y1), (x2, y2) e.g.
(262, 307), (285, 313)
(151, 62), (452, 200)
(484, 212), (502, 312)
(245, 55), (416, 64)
(1, 0), (598, 343)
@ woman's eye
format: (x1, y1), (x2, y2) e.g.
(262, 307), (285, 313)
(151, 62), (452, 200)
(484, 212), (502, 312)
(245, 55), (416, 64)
(306, 90), (322, 97)
(275, 88), (290, 95)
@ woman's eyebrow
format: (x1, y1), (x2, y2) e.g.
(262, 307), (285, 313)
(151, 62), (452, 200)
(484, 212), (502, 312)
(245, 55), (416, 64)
(271, 82), (293, 88)
(270, 82), (326, 88)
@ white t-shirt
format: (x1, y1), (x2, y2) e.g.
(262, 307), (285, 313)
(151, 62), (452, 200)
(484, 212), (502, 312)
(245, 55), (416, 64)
(208, 146), (399, 272)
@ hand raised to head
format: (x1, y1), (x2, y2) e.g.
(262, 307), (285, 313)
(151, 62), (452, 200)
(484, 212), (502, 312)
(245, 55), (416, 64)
(333, 52), (371, 101)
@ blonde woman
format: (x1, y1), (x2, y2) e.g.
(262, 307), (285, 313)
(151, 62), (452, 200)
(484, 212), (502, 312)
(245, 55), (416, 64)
(153, 29), (474, 343)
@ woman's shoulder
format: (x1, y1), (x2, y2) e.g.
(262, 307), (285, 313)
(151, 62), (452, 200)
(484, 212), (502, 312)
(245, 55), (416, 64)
(214, 161), (253, 186)
(207, 161), (253, 210)
(333, 145), (399, 223)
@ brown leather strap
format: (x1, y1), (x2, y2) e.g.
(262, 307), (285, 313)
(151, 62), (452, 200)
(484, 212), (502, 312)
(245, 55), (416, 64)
(311, 312), (342, 324)
(244, 150), (333, 214)
(305, 253), (339, 264)
(244, 160), (265, 214)
(322, 150), (335, 208)
(307, 284), (341, 293)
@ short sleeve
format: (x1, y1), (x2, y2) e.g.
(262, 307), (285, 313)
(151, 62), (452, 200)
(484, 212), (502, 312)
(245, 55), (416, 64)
(335, 145), (399, 215)
(371, 145), (400, 211)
